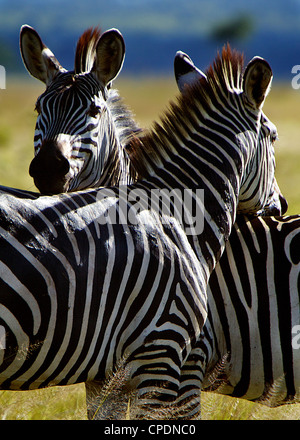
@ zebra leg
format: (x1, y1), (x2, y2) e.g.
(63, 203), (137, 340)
(176, 328), (218, 420)
(176, 350), (205, 420)
(133, 363), (201, 420)
(85, 378), (183, 420)
(85, 350), (184, 420)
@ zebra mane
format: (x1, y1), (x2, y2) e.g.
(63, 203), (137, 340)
(107, 87), (142, 153)
(207, 44), (244, 93)
(74, 27), (102, 74)
(127, 45), (245, 177)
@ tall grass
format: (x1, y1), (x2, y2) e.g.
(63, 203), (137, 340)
(0, 385), (86, 420)
(0, 77), (299, 419)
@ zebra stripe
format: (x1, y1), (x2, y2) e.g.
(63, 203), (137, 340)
(174, 50), (286, 217)
(0, 187), (206, 389)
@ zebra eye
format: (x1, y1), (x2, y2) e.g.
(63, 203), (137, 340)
(86, 102), (101, 118)
(271, 130), (278, 144)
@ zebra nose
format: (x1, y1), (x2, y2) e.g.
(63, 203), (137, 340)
(279, 193), (288, 215)
(29, 141), (70, 194)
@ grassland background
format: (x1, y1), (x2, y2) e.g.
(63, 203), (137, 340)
(0, 77), (299, 420)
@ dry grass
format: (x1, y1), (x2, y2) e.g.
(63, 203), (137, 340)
(0, 384), (86, 420)
(0, 370), (299, 420)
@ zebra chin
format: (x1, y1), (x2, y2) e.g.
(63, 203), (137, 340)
(32, 176), (70, 195)
(259, 191), (288, 216)
(30, 162), (71, 195)
(30, 160), (71, 194)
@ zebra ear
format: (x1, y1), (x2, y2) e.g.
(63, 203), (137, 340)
(174, 51), (207, 92)
(20, 25), (64, 85)
(92, 29), (125, 87)
(243, 57), (273, 109)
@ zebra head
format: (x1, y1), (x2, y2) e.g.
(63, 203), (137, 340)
(20, 25), (132, 195)
(174, 50), (288, 216)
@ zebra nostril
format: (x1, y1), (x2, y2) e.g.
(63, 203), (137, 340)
(279, 194), (288, 215)
(29, 142), (70, 179)
(29, 141), (71, 194)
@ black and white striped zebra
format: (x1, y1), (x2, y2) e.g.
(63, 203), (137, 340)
(20, 25), (139, 194)
(174, 51), (299, 408)
(0, 46), (281, 419)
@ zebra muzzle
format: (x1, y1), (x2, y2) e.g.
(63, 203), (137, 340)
(29, 140), (71, 195)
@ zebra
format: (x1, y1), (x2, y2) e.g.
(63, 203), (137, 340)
(0, 45), (281, 419)
(20, 25), (139, 194)
(20, 24), (295, 413)
(174, 50), (299, 407)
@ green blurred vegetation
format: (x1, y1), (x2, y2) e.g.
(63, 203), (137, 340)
(0, 78), (299, 419)
(262, 85), (300, 214)
(210, 15), (255, 41)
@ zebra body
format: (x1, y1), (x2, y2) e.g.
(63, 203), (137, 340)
(0, 186), (206, 391)
(202, 214), (300, 405)
(0, 44), (280, 418)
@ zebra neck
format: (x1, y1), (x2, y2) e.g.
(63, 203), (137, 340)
(141, 138), (243, 277)
(126, 97), (255, 280)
